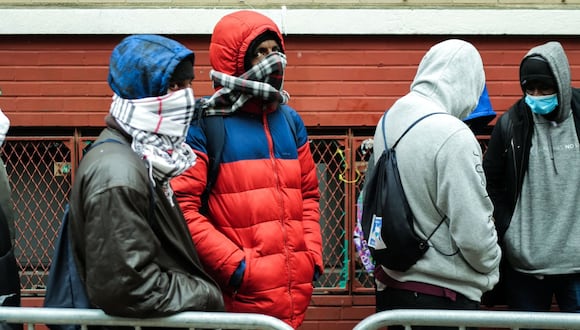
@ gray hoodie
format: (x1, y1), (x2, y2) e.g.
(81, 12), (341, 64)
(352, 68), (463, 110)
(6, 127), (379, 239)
(506, 41), (580, 274)
(373, 39), (501, 302)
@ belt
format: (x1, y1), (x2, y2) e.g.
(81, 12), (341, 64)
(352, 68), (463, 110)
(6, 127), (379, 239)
(374, 266), (458, 301)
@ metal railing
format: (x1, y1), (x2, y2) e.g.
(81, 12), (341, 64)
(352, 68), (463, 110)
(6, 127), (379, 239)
(0, 306), (293, 330)
(354, 309), (580, 330)
(6, 307), (580, 330)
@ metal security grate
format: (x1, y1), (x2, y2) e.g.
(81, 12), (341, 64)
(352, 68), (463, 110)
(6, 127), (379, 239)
(1, 138), (74, 294)
(310, 136), (350, 291)
(1, 133), (490, 296)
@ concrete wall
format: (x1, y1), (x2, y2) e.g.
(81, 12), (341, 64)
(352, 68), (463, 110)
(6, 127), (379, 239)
(1, 0), (580, 8)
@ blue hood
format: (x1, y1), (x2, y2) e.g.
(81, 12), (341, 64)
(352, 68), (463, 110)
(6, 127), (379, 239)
(463, 84), (496, 130)
(108, 34), (194, 99)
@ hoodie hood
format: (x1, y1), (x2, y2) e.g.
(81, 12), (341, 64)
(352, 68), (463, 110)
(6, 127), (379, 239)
(463, 84), (497, 132)
(209, 10), (285, 79)
(410, 39), (485, 121)
(519, 41), (571, 123)
(108, 34), (194, 99)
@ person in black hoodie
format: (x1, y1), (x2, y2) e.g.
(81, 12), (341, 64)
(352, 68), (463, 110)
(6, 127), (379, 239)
(484, 41), (580, 313)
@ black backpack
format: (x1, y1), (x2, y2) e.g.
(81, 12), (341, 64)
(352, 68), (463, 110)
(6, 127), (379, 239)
(361, 112), (447, 272)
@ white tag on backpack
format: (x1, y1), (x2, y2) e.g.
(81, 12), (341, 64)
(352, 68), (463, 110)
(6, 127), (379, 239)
(368, 215), (386, 249)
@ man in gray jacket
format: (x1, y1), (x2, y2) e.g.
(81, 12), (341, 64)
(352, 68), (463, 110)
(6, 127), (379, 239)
(484, 41), (580, 313)
(371, 39), (501, 324)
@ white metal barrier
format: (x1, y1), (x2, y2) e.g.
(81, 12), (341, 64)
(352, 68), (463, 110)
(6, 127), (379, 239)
(0, 307), (293, 330)
(354, 309), (580, 330)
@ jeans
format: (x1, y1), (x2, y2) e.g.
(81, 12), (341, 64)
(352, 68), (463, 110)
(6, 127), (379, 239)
(505, 266), (580, 312)
(376, 287), (479, 330)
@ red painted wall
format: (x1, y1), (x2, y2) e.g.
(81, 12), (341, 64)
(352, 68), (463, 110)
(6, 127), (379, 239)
(5, 34), (580, 328)
(2, 35), (580, 130)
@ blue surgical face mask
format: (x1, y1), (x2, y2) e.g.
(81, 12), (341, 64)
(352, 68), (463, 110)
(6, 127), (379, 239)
(525, 93), (558, 115)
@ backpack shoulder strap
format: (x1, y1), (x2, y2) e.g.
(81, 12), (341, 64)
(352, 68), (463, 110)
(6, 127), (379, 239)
(200, 115), (225, 214)
(280, 105), (298, 145)
(389, 112), (448, 150)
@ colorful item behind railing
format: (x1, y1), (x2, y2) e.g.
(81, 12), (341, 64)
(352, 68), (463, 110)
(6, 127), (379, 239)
(354, 190), (375, 274)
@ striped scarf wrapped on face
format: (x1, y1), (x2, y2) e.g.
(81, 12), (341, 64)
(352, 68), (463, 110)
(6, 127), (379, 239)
(109, 88), (197, 184)
(198, 52), (290, 116)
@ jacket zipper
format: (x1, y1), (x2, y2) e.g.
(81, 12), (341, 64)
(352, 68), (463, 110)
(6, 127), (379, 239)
(262, 111), (294, 318)
(510, 138), (520, 206)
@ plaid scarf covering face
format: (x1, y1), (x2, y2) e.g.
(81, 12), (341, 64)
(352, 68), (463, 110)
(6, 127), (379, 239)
(109, 88), (197, 182)
(199, 52), (290, 116)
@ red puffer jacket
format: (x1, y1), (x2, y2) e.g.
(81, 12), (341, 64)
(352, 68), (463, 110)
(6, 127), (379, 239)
(171, 10), (323, 329)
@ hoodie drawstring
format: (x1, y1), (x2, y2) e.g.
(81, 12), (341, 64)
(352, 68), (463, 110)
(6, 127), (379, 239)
(548, 121), (559, 175)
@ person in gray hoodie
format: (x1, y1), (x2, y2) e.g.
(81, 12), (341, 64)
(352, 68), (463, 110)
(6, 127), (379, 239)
(371, 39), (501, 324)
(483, 41), (580, 313)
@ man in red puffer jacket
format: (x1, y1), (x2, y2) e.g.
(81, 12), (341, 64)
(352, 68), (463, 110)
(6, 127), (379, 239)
(172, 10), (324, 329)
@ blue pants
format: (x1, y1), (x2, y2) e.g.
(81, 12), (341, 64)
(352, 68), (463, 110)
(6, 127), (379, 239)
(505, 266), (580, 312)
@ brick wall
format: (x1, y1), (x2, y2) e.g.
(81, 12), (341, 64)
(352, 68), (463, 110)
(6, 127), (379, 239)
(299, 295), (375, 330)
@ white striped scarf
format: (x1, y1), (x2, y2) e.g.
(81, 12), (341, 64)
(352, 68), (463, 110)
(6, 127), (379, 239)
(109, 88), (197, 184)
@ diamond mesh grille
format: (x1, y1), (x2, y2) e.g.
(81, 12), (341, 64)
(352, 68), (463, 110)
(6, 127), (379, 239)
(1, 134), (489, 295)
(1, 138), (73, 294)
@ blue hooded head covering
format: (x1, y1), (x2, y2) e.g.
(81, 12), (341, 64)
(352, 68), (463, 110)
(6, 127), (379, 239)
(108, 34), (194, 100)
(463, 84), (496, 131)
